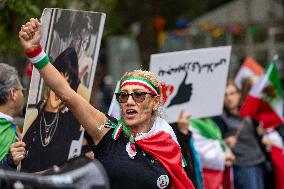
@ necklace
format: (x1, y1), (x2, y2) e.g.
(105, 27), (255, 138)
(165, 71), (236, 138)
(40, 111), (59, 147)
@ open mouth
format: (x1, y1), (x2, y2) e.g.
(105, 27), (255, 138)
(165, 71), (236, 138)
(125, 109), (138, 118)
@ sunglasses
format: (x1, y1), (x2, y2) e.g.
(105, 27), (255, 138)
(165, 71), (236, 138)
(115, 91), (154, 103)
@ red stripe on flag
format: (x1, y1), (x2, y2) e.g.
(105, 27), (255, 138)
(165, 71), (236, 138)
(203, 168), (224, 189)
(271, 146), (284, 189)
(136, 131), (195, 189)
(222, 167), (233, 189)
(243, 57), (264, 75)
(240, 96), (284, 128)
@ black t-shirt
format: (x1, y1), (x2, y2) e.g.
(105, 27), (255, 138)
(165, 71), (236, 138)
(22, 108), (81, 172)
(93, 128), (171, 189)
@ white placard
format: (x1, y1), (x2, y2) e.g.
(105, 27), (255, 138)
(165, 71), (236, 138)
(150, 46), (231, 123)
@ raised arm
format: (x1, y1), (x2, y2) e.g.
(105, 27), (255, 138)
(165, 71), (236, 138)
(19, 18), (108, 144)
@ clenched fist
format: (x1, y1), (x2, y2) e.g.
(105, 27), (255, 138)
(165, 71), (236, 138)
(19, 18), (41, 52)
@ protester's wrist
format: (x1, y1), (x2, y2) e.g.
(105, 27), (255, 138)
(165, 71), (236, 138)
(25, 45), (49, 69)
(25, 45), (38, 52)
(178, 126), (189, 136)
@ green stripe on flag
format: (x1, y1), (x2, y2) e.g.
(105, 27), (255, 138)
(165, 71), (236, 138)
(190, 118), (222, 140)
(190, 118), (226, 150)
(266, 62), (282, 98)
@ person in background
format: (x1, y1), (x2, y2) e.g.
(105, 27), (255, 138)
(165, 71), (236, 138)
(170, 111), (203, 189)
(190, 116), (235, 189)
(258, 122), (284, 189)
(261, 124), (284, 189)
(0, 63), (26, 169)
(216, 80), (265, 189)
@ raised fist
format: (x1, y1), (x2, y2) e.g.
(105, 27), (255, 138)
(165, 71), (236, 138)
(19, 18), (41, 51)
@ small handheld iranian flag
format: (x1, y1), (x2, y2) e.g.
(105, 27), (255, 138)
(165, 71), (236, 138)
(190, 118), (234, 189)
(240, 61), (284, 128)
(234, 56), (264, 89)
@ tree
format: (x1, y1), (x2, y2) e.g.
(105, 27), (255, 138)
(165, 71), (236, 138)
(0, 0), (233, 68)
(0, 0), (69, 65)
(91, 0), (233, 68)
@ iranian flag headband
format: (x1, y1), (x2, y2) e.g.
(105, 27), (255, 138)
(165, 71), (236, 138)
(120, 77), (158, 95)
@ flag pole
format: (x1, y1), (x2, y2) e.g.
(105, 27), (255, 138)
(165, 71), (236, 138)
(234, 117), (247, 140)
(272, 54), (280, 67)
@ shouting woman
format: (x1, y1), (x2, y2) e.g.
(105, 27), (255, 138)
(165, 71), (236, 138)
(19, 18), (195, 189)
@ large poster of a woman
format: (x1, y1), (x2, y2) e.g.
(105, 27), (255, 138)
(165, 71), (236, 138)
(22, 9), (105, 172)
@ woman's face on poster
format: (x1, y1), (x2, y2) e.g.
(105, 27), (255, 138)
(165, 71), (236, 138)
(46, 73), (70, 111)
(46, 89), (62, 111)
(78, 28), (91, 56)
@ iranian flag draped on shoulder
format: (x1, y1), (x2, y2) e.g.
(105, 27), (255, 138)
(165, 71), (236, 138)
(240, 60), (284, 128)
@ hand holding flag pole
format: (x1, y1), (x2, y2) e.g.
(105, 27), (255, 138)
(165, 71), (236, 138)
(234, 117), (247, 139)
(225, 117), (247, 148)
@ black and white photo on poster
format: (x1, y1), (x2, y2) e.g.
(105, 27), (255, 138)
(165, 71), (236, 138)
(22, 8), (105, 172)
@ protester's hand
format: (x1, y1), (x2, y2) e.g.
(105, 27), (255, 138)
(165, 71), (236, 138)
(177, 110), (191, 135)
(224, 151), (235, 167)
(10, 141), (26, 166)
(225, 136), (237, 148)
(19, 18), (41, 51)
(257, 124), (265, 136)
(85, 151), (95, 160)
(261, 136), (275, 147)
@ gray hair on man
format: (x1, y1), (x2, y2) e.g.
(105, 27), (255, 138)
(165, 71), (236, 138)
(0, 63), (19, 105)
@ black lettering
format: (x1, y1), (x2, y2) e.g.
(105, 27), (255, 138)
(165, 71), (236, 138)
(157, 58), (226, 76)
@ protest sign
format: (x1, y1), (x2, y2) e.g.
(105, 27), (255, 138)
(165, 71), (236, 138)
(150, 46), (231, 123)
(22, 8), (105, 172)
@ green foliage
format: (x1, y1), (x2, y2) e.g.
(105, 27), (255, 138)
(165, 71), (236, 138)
(0, 0), (233, 64)
(0, 0), (69, 61)
(95, 0), (233, 34)
(0, 0), (37, 54)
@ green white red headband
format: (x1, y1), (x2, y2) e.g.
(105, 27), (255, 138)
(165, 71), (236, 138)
(120, 76), (158, 95)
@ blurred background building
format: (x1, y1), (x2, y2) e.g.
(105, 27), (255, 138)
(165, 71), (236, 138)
(160, 0), (284, 76)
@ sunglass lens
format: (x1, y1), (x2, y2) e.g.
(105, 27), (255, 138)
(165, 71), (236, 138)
(132, 92), (146, 103)
(116, 92), (149, 103)
(117, 93), (128, 103)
